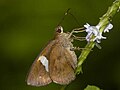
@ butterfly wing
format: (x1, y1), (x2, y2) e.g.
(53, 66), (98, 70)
(49, 43), (77, 85)
(27, 40), (56, 86)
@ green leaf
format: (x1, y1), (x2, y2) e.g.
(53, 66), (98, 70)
(84, 85), (101, 90)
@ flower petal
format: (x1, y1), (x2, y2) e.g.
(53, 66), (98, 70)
(104, 23), (113, 33)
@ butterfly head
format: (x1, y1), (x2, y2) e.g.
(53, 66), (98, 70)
(55, 26), (63, 34)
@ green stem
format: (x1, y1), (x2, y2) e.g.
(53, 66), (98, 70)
(75, 0), (120, 74)
(60, 85), (67, 90)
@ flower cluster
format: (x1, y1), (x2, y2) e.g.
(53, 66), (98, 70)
(84, 23), (113, 43)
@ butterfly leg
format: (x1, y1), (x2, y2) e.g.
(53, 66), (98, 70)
(70, 47), (92, 51)
(68, 27), (86, 38)
(72, 35), (86, 41)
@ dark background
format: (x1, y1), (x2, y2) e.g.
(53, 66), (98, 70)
(0, 0), (120, 90)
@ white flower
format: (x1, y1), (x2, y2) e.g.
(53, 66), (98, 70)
(104, 23), (113, 33)
(84, 23), (113, 43)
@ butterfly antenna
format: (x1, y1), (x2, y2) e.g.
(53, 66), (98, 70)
(58, 8), (80, 27)
(68, 12), (80, 27)
(57, 8), (71, 26)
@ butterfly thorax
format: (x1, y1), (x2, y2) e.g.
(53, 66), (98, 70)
(55, 32), (73, 48)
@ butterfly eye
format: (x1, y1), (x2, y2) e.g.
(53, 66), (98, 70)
(56, 28), (62, 33)
(56, 26), (63, 33)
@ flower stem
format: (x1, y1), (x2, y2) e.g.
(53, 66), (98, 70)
(75, 0), (120, 74)
(60, 85), (67, 90)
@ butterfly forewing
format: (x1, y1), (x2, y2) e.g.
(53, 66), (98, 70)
(27, 59), (52, 86)
(27, 40), (56, 86)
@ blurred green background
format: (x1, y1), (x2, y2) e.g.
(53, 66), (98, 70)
(0, 0), (120, 90)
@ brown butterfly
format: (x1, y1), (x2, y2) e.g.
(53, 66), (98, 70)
(27, 26), (77, 86)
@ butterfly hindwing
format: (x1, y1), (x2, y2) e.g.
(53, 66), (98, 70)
(49, 43), (76, 85)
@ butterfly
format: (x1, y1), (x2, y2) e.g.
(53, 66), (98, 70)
(27, 26), (77, 86)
